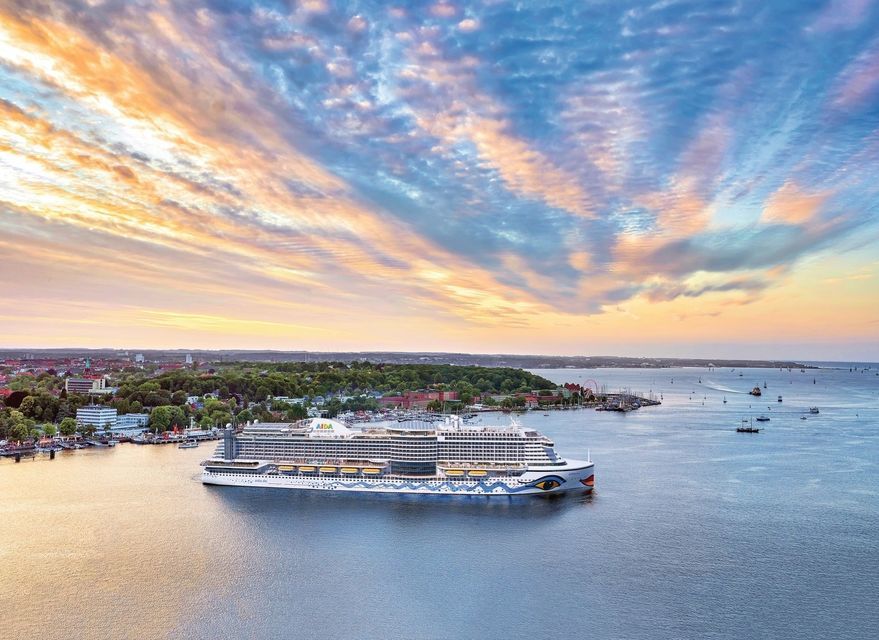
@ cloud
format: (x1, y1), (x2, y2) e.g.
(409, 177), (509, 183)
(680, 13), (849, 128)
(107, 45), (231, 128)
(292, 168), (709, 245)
(0, 0), (878, 350)
(458, 19), (480, 32)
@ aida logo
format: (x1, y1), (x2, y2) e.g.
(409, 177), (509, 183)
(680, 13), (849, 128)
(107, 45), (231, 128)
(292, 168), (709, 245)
(315, 423), (333, 430)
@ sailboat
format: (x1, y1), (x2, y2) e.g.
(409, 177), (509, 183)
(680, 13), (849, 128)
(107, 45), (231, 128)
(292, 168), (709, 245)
(723, 396), (727, 404)
(737, 418), (760, 433)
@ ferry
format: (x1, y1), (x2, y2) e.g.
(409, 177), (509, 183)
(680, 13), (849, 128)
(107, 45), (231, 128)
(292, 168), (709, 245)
(201, 417), (594, 496)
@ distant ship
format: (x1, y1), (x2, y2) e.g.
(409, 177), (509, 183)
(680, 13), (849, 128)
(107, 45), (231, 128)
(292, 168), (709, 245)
(749, 386), (762, 396)
(201, 417), (594, 496)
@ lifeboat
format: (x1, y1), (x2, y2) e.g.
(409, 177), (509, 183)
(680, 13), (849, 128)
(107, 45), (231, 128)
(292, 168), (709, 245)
(468, 470), (488, 477)
(445, 469), (465, 477)
(319, 466), (337, 473)
(340, 467), (358, 474)
(278, 465), (296, 472)
(362, 468), (381, 475)
(299, 466), (316, 472)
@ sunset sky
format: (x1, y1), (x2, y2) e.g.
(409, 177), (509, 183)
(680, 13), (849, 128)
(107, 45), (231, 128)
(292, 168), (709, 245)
(1, 0), (878, 359)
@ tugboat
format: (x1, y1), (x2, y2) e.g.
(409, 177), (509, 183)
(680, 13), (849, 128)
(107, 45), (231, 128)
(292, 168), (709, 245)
(737, 419), (760, 433)
(749, 386), (762, 397)
(809, 407), (819, 414)
(756, 415), (770, 422)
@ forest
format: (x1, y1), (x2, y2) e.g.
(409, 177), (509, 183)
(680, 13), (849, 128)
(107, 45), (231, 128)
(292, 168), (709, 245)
(0, 363), (555, 440)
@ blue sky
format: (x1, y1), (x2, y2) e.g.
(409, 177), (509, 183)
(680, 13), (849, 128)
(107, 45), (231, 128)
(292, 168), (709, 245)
(0, 0), (877, 357)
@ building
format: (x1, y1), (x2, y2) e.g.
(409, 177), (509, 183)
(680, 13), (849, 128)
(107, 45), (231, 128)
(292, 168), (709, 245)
(115, 413), (150, 432)
(134, 354), (144, 364)
(67, 377), (112, 395)
(378, 390), (460, 409)
(66, 377), (96, 394)
(65, 377), (113, 395)
(185, 354), (193, 365)
(269, 396), (306, 406)
(76, 405), (118, 431)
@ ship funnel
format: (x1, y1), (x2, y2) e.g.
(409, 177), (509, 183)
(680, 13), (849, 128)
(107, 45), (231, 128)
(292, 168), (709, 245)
(223, 427), (235, 460)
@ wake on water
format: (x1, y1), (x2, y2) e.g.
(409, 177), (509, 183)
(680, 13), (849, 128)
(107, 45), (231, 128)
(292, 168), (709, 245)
(703, 380), (747, 394)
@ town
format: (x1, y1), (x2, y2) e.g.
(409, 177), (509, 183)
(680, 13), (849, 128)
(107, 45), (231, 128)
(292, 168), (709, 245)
(0, 353), (658, 457)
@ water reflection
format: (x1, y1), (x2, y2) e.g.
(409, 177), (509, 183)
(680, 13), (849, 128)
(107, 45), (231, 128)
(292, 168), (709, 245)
(208, 483), (592, 521)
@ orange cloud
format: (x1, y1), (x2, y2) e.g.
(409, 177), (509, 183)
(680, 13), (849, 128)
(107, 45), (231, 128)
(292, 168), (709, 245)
(761, 181), (828, 225)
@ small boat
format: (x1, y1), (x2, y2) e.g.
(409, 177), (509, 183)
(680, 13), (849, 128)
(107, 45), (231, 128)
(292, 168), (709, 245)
(278, 465), (296, 472)
(756, 415), (770, 422)
(777, 395), (783, 402)
(737, 419), (760, 433)
(763, 381), (767, 389)
(723, 396), (727, 404)
(319, 466), (337, 473)
(299, 466), (316, 472)
(800, 416), (807, 420)
(362, 468), (381, 475)
(445, 469), (465, 476)
(749, 387), (762, 396)
(468, 470), (488, 477)
(809, 407), (819, 414)
(178, 441), (198, 449)
(340, 467), (358, 474)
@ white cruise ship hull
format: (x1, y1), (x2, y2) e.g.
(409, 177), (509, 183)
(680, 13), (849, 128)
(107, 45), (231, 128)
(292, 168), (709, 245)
(202, 459), (594, 496)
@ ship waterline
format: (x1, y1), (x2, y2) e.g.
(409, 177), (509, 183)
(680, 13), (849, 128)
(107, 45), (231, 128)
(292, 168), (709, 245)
(201, 417), (594, 496)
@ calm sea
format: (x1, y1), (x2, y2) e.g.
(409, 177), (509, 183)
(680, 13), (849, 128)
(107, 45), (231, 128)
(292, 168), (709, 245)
(1, 366), (877, 640)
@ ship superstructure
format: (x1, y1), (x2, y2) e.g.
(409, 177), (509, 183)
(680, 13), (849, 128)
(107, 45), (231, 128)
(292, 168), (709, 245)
(201, 417), (594, 495)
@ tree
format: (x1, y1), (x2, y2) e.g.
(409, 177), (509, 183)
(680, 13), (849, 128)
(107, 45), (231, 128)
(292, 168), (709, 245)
(19, 395), (37, 418)
(169, 406), (187, 429)
(149, 406), (173, 432)
(43, 423), (57, 437)
(10, 422), (29, 442)
(171, 390), (188, 406)
(59, 417), (78, 437)
(284, 404), (307, 421)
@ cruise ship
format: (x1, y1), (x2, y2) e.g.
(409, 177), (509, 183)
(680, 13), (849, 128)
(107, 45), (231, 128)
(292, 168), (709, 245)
(201, 417), (594, 496)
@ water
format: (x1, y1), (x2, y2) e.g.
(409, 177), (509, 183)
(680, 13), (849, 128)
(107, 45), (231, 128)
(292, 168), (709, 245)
(1, 366), (877, 639)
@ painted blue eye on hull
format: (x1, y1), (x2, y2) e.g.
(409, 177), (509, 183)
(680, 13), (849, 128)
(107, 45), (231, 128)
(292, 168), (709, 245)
(532, 475), (566, 491)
